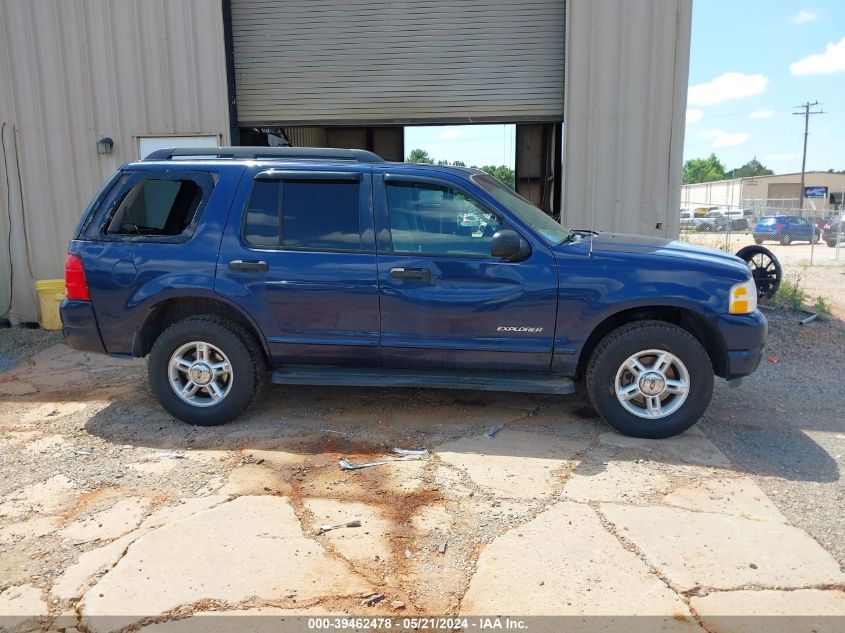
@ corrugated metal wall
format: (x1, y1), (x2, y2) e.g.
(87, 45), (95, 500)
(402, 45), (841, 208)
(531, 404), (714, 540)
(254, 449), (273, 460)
(562, 0), (692, 238)
(0, 0), (230, 322)
(231, 0), (566, 126)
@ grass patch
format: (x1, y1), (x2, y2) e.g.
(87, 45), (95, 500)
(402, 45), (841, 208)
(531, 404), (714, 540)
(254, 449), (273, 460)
(813, 296), (832, 321)
(773, 280), (806, 311)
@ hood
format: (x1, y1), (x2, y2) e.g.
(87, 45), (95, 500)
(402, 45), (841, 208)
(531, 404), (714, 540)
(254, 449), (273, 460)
(560, 232), (750, 272)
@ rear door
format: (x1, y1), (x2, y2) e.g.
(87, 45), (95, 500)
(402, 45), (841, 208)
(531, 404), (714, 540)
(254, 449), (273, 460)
(215, 166), (380, 366)
(373, 171), (558, 372)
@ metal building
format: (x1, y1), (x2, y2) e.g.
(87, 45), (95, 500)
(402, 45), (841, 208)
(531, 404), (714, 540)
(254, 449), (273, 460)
(0, 0), (692, 323)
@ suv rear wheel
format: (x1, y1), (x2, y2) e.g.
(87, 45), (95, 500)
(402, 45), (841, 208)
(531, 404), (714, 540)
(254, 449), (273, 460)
(586, 321), (714, 438)
(148, 316), (266, 426)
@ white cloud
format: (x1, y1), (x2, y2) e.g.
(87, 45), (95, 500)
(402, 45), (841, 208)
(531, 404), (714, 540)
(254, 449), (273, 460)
(688, 72), (769, 106)
(697, 128), (750, 148)
(790, 9), (817, 24)
(749, 108), (775, 119)
(439, 128), (463, 140)
(686, 108), (703, 124)
(790, 36), (845, 75)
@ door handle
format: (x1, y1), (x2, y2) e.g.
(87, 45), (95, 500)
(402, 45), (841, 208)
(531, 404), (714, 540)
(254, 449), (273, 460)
(390, 267), (431, 281)
(228, 259), (269, 273)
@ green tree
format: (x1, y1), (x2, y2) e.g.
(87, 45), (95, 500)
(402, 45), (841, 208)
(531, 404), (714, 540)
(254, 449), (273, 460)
(404, 150), (515, 189)
(726, 158), (774, 179)
(477, 165), (515, 189)
(683, 154), (726, 184)
(406, 148), (434, 164)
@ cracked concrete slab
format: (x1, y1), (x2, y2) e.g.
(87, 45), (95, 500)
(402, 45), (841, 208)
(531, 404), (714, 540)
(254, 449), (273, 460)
(303, 498), (392, 565)
(460, 501), (694, 619)
(0, 474), (77, 518)
(59, 496), (151, 543)
(51, 530), (148, 601)
(563, 459), (671, 503)
(601, 504), (845, 590)
(0, 584), (47, 629)
(692, 589), (845, 633)
(79, 496), (370, 632)
(435, 430), (588, 499)
(139, 496), (230, 530)
(599, 431), (732, 468)
(663, 476), (787, 522)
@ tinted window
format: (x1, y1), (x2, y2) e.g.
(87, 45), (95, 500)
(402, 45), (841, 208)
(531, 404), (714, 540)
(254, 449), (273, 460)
(106, 178), (203, 236)
(385, 181), (503, 256)
(243, 179), (361, 251)
(243, 181), (280, 247)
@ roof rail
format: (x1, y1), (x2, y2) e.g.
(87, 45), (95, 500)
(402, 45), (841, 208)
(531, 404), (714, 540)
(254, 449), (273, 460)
(142, 146), (385, 163)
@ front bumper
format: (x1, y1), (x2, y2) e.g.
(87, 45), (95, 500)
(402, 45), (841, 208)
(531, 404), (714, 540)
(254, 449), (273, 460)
(712, 310), (767, 380)
(60, 299), (107, 355)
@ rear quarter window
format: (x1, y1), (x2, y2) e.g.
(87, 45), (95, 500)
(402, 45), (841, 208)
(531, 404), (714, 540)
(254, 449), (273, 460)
(93, 170), (215, 242)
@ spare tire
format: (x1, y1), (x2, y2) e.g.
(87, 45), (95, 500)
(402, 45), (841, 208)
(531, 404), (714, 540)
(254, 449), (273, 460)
(735, 245), (782, 299)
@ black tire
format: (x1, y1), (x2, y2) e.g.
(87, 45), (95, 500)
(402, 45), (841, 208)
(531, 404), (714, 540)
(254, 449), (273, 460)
(779, 234), (791, 245)
(585, 321), (714, 439)
(753, 236), (764, 245)
(827, 240), (837, 248)
(735, 244), (782, 299)
(148, 316), (267, 426)
(696, 223), (713, 233)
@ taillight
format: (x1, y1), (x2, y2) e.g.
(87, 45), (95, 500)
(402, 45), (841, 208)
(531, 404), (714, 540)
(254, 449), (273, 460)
(774, 224), (784, 231)
(824, 224), (831, 230)
(65, 253), (90, 301)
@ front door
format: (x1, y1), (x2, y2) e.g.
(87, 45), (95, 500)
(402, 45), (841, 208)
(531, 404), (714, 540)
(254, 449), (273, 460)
(215, 166), (380, 366)
(373, 172), (558, 372)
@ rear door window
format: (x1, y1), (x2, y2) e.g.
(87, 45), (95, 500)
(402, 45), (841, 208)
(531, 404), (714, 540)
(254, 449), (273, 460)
(243, 176), (363, 251)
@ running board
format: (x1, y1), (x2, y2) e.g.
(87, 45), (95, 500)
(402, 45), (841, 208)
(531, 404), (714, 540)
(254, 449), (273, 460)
(271, 366), (575, 395)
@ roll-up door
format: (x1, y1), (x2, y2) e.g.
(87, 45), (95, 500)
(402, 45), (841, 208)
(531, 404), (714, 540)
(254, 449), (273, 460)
(230, 0), (565, 126)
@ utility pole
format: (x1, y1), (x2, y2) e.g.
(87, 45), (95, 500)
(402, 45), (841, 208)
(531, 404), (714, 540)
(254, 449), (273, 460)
(793, 101), (824, 211)
(793, 101), (824, 265)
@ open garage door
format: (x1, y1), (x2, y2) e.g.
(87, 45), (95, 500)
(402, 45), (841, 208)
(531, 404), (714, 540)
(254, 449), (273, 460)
(229, 0), (565, 126)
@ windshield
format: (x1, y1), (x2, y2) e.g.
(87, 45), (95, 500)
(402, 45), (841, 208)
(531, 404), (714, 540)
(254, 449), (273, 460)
(471, 173), (570, 246)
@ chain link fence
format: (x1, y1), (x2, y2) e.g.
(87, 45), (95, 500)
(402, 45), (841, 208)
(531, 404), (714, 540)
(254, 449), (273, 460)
(678, 197), (845, 323)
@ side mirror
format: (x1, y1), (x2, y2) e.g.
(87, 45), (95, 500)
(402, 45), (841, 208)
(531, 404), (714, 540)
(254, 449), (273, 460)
(490, 229), (531, 261)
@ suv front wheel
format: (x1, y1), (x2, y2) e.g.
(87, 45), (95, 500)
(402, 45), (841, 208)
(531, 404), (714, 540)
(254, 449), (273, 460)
(148, 316), (266, 426)
(586, 321), (714, 438)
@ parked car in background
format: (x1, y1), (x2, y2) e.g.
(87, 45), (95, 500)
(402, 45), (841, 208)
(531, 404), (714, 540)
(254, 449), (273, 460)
(822, 215), (845, 247)
(694, 210), (730, 232)
(753, 215), (821, 245)
(714, 208), (757, 231)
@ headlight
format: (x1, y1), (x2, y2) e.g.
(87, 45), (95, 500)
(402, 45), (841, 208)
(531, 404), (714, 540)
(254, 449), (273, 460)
(729, 279), (757, 314)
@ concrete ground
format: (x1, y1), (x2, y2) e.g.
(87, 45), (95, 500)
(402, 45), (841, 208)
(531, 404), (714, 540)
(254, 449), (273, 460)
(1, 310), (844, 632)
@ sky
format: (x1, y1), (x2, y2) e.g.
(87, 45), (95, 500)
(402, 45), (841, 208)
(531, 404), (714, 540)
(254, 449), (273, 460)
(405, 1), (844, 174)
(404, 124), (516, 169)
(684, 1), (845, 173)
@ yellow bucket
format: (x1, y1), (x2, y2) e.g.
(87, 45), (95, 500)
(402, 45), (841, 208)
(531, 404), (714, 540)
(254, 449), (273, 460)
(34, 279), (66, 330)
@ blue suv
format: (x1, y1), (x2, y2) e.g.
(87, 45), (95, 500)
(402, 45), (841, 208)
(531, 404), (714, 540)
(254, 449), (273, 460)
(61, 147), (767, 438)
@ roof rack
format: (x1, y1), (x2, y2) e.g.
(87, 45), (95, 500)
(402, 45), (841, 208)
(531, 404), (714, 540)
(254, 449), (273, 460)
(143, 146), (385, 163)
